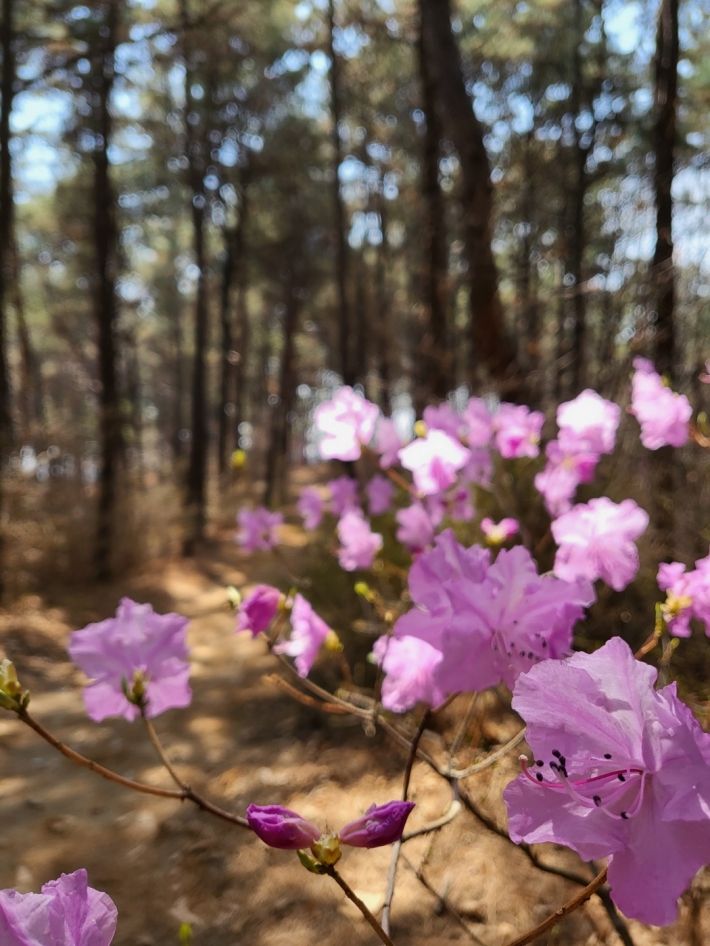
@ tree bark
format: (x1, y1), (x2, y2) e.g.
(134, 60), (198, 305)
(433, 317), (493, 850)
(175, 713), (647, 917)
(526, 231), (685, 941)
(652, 0), (678, 380)
(217, 223), (236, 477)
(419, 0), (516, 387)
(418, 21), (450, 400)
(327, 0), (351, 385)
(182, 2), (210, 554)
(233, 179), (250, 449)
(264, 277), (299, 509)
(93, 0), (122, 581)
(568, 0), (588, 395)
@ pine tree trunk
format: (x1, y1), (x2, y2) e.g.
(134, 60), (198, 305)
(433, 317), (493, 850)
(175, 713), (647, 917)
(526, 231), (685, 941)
(327, 0), (351, 385)
(233, 180), (250, 449)
(419, 0), (516, 388)
(93, 0), (122, 581)
(418, 20), (449, 400)
(217, 224), (236, 477)
(652, 0), (678, 379)
(264, 280), (299, 508)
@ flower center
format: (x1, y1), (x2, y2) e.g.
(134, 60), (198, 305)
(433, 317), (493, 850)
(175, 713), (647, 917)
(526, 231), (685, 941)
(520, 751), (647, 821)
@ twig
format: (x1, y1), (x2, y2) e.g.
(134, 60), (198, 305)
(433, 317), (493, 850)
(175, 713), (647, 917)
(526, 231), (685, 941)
(401, 798), (461, 842)
(265, 674), (353, 714)
(325, 867), (395, 946)
(400, 853), (488, 946)
(448, 693), (479, 764)
(142, 712), (184, 788)
(18, 709), (249, 828)
(502, 867), (608, 946)
(381, 710), (429, 934)
(447, 727), (526, 779)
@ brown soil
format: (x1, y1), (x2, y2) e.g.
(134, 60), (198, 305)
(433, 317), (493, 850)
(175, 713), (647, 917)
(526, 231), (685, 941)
(0, 525), (705, 946)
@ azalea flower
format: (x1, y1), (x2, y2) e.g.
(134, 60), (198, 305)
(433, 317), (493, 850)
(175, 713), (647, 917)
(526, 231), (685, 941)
(504, 636), (710, 926)
(658, 554), (710, 637)
(327, 475), (359, 517)
(463, 397), (494, 448)
(630, 357), (692, 450)
(398, 430), (470, 496)
(0, 869), (117, 946)
(365, 474), (395, 516)
(336, 510), (383, 571)
(493, 403), (544, 459)
(297, 487), (324, 530)
(313, 386), (379, 461)
(422, 402), (462, 439)
(552, 497), (649, 591)
(236, 506), (283, 552)
(372, 635), (445, 712)
(273, 594), (330, 677)
(556, 389), (620, 455)
(395, 503), (436, 554)
(534, 440), (600, 518)
(373, 417), (404, 469)
(68, 598), (191, 722)
(236, 585), (281, 636)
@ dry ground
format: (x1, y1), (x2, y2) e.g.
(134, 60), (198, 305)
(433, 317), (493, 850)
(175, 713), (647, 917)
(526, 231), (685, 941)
(0, 521), (706, 946)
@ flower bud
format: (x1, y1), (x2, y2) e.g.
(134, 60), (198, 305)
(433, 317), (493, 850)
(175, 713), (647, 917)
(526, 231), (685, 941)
(339, 801), (415, 848)
(0, 659), (26, 711)
(235, 585), (281, 637)
(246, 804), (321, 850)
(310, 832), (342, 866)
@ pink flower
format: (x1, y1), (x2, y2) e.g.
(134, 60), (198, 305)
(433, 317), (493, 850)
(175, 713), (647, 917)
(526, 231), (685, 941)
(336, 510), (383, 571)
(246, 804), (321, 850)
(236, 585), (281, 636)
(481, 517), (519, 545)
(68, 598), (191, 722)
(463, 397), (494, 448)
(534, 440), (600, 518)
(339, 801), (416, 848)
(556, 389), (620, 455)
(273, 594), (330, 677)
(236, 506), (283, 552)
(493, 403), (544, 459)
(395, 503), (435, 553)
(0, 869), (117, 946)
(448, 485), (474, 522)
(398, 430), (470, 495)
(314, 386), (379, 461)
(297, 487), (324, 530)
(552, 497), (649, 591)
(422, 402), (462, 439)
(374, 417), (404, 469)
(365, 474), (394, 515)
(658, 554), (710, 638)
(459, 447), (493, 487)
(327, 475), (359, 516)
(373, 635), (445, 712)
(630, 357), (692, 449)
(503, 636), (710, 926)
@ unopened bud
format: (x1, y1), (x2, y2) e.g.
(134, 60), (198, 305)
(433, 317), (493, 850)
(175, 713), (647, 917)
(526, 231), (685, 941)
(324, 630), (343, 653)
(413, 420), (427, 439)
(354, 581), (375, 602)
(297, 849), (327, 874)
(0, 660), (27, 712)
(227, 585), (242, 610)
(310, 832), (342, 866)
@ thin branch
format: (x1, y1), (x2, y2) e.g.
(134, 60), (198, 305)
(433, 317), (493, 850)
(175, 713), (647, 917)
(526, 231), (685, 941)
(326, 867), (395, 946)
(502, 867), (608, 946)
(446, 727), (527, 779)
(142, 712), (184, 788)
(266, 673), (353, 714)
(401, 798), (461, 842)
(400, 853), (488, 946)
(381, 710), (429, 934)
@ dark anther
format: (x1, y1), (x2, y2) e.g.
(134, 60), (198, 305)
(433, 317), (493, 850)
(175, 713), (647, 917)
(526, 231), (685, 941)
(558, 756), (566, 767)
(618, 774), (626, 782)
(527, 652), (533, 659)
(604, 753), (612, 759)
(552, 749), (561, 758)
(620, 811), (628, 820)
(542, 640), (548, 648)
(536, 773), (543, 782)
(593, 795), (601, 806)
(535, 760), (544, 767)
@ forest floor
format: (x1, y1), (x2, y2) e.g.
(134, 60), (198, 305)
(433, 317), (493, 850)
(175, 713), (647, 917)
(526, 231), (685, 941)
(0, 491), (706, 946)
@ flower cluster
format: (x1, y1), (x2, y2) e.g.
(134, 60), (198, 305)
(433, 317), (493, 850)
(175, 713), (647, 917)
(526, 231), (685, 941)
(658, 553), (710, 637)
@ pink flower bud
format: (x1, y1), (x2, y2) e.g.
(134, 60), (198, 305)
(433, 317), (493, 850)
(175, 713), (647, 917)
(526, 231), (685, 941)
(246, 804), (321, 850)
(339, 801), (415, 848)
(236, 585), (280, 636)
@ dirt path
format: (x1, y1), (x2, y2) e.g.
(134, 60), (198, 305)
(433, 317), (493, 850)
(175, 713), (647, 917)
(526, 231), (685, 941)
(0, 528), (698, 946)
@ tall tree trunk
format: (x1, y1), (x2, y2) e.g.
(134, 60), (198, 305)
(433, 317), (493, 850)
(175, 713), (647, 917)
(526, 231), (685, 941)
(419, 0), (516, 388)
(569, 0), (588, 395)
(0, 0), (14, 598)
(233, 179), (250, 448)
(93, 0), (122, 581)
(327, 0), (351, 384)
(264, 280), (298, 508)
(418, 20), (449, 401)
(652, 0), (678, 380)
(218, 223), (236, 477)
(182, 4), (210, 554)
(374, 187), (390, 409)
(13, 260), (43, 431)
